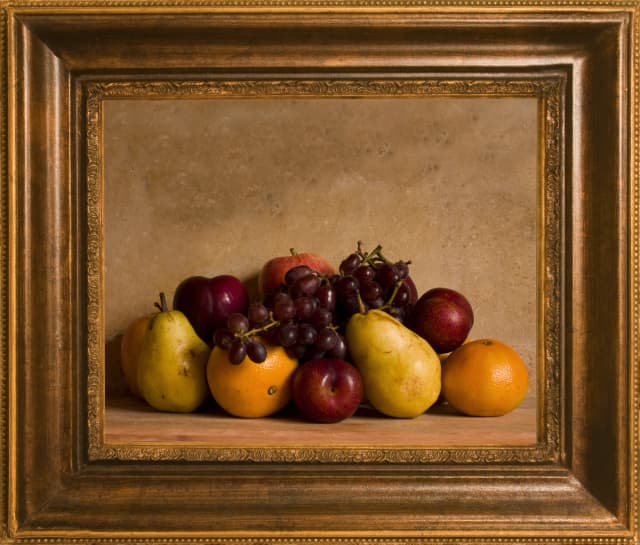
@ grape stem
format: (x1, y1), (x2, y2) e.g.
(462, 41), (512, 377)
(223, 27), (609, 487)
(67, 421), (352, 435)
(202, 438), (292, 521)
(356, 241), (384, 266)
(371, 245), (391, 265)
(355, 241), (411, 269)
(380, 279), (404, 311)
(243, 317), (281, 340)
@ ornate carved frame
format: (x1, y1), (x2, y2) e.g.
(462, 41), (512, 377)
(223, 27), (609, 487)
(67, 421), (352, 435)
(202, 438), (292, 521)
(2, 2), (638, 543)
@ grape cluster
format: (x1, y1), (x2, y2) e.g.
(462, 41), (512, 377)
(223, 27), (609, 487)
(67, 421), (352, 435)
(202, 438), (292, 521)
(265, 264), (348, 362)
(212, 310), (272, 365)
(212, 264), (345, 365)
(212, 242), (414, 365)
(335, 242), (414, 324)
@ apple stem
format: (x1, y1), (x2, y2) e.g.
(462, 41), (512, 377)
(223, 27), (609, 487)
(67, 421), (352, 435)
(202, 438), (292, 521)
(289, 248), (298, 256)
(154, 292), (169, 313)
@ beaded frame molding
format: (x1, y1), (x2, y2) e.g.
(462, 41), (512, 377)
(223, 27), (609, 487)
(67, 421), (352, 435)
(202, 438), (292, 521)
(1, 1), (638, 543)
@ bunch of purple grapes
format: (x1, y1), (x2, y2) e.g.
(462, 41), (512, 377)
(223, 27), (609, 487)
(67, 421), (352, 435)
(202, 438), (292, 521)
(334, 243), (416, 324)
(265, 265), (347, 362)
(213, 264), (345, 365)
(212, 242), (415, 365)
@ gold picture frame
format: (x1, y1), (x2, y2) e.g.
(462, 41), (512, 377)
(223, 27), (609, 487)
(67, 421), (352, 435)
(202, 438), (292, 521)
(2, 2), (638, 543)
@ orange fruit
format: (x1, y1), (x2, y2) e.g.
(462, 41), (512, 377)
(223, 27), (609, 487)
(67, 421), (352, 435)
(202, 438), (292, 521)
(120, 314), (152, 398)
(206, 340), (298, 418)
(441, 338), (528, 416)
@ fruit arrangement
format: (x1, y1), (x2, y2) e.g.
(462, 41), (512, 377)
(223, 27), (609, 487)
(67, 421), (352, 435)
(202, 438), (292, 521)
(120, 242), (529, 422)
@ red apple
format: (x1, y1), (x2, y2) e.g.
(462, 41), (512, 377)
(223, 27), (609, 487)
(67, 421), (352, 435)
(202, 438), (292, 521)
(258, 248), (335, 297)
(292, 358), (363, 423)
(173, 274), (249, 343)
(409, 287), (473, 354)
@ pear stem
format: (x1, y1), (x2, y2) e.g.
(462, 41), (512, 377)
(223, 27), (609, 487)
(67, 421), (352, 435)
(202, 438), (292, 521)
(154, 292), (169, 313)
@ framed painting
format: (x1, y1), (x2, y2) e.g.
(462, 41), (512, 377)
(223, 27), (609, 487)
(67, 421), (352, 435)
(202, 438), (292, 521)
(1, 1), (638, 543)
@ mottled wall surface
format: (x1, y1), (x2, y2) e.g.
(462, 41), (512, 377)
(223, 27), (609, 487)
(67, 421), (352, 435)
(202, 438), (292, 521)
(104, 97), (538, 396)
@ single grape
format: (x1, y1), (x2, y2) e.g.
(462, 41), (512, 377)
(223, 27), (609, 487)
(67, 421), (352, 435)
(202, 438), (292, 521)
(326, 334), (348, 359)
(339, 253), (361, 275)
(227, 312), (250, 335)
(246, 339), (267, 363)
(273, 291), (292, 305)
(335, 275), (359, 297)
(315, 327), (338, 351)
(285, 265), (315, 286)
(315, 284), (337, 312)
(286, 342), (307, 359)
(298, 322), (318, 345)
(391, 283), (410, 306)
(228, 339), (247, 364)
(294, 296), (318, 320)
(376, 263), (399, 289)
(276, 323), (299, 347)
(393, 260), (410, 279)
(368, 297), (385, 309)
(359, 279), (382, 303)
(290, 273), (320, 298)
(354, 265), (376, 284)
(273, 294), (296, 321)
(213, 327), (235, 350)
(309, 307), (333, 329)
(247, 302), (269, 325)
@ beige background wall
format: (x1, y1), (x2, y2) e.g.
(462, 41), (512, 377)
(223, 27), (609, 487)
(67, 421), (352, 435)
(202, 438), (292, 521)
(104, 97), (538, 398)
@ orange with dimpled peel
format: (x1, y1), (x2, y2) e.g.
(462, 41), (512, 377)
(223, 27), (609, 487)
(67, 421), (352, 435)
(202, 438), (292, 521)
(441, 338), (528, 417)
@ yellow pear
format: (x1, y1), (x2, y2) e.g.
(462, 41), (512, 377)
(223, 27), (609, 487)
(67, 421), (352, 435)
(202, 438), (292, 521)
(137, 293), (210, 413)
(345, 308), (441, 418)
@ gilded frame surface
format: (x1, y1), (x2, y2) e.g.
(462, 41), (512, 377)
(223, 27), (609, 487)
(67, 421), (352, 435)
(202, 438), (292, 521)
(1, 1), (638, 543)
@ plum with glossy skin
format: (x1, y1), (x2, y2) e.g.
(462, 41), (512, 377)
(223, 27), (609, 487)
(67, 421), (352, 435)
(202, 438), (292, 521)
(292, 358), (363, 423)
(258, 249), (335, 297)
(173, 275), (249, 343)
(410, 287), (473, 354)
